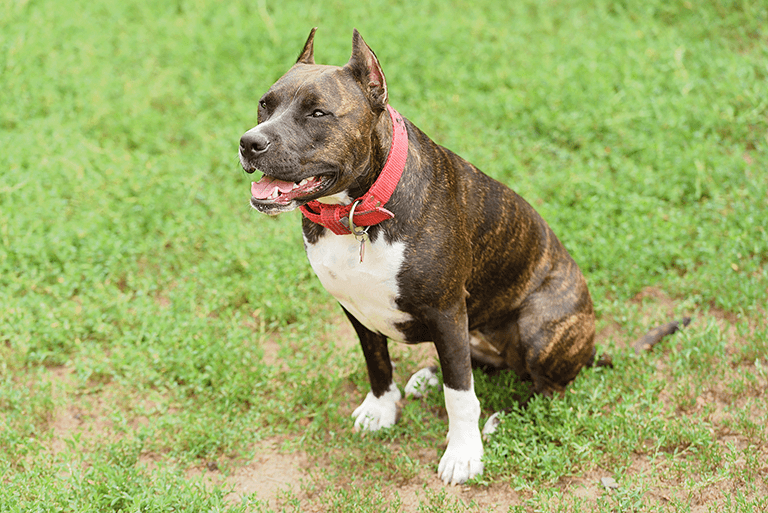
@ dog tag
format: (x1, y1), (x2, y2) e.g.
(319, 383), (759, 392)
(347, 200), (370, 263)
(358, 236), (366, 262)
(357, 232), (368, 263)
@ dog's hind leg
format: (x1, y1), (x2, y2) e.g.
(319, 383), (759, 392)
(482, 411), (504, 438)
(404, 365), (439, 398)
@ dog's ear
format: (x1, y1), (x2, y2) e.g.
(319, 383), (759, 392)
(296, 27), (317, 65)
(345, 29), (388, 111)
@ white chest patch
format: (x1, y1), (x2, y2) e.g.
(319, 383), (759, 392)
(305, 232), (412, 341)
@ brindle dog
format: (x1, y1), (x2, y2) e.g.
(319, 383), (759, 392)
(239, 28), (687, 484)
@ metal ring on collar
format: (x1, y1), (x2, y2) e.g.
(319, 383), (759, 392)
(348, 200), (369, 239)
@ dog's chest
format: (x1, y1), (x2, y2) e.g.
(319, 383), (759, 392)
(304, 232), (412, 341)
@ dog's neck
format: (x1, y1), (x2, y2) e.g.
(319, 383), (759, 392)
(299, 105), (408, 236)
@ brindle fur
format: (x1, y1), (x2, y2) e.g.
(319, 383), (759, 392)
(241, 28), (597, 400)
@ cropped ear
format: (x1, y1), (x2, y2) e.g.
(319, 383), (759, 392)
(296, 27), (318, 65)
(345, 29), (388, 110)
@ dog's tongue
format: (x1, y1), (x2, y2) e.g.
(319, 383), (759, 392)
(251, 175), (296, 199)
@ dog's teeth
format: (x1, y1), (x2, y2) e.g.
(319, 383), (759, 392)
(299, 178), (309, 187)
(269, 189), (279, 199)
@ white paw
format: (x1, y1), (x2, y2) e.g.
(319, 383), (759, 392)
(351, 382), (401, 432)
(438, 384), (484, 485)
(482, 411), (502, 439)
(404, 366), (439, 398)
(438, 436), (484, 485)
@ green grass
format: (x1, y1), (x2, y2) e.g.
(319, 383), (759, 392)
(1, 0), (767, 511)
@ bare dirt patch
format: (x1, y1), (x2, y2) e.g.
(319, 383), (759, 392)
(46, 366), (118, 456)
(391, 473), (523, 512)
(187, 438), (312, 509)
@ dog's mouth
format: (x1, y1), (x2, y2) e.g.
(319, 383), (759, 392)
(250, 173), (333, 209)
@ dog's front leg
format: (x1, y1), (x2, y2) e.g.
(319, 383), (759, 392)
(342, 307), (401, 431)
(424, 302), (484, 485)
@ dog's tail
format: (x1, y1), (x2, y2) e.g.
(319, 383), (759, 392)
(591, 317), (692, 368)
(632, 317), (692, 355)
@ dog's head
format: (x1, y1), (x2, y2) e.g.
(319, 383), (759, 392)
(240, 28), (390, 215)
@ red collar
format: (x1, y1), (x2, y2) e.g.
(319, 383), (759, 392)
(299, 105), (408, 235)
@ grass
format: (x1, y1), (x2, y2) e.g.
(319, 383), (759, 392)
(1, 0), (767, 510)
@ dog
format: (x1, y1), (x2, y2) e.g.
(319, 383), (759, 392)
(238, 28), (681, 485)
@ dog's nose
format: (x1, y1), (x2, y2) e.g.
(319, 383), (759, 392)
(240, 131), (270, 156)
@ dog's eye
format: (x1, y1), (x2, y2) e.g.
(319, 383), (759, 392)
(311, 109), (326, 118)
(259, 100), (267, 110)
